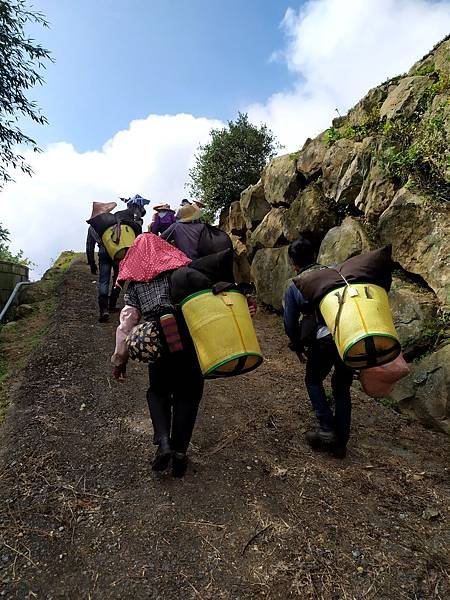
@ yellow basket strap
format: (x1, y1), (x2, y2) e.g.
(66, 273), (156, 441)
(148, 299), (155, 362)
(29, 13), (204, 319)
(333, 285), (348, 338)
(221, 293), (234, 306)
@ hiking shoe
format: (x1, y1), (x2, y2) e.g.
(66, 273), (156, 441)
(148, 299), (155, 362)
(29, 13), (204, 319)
(152, 439), (172, 472)
(98, 309), (110, 323)
(304, 429), (336, 450)
(330, 444), (347, 459)
(172, 453), (188, 478)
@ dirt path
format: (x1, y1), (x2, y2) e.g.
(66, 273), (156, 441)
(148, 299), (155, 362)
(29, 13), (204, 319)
(0, 257), (449, 599)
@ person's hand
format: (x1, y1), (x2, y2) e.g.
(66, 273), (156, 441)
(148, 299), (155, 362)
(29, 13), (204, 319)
(90, 264), (98, 275)
(112, 364), (126, 382)
(247, 297), (257, 317)
(288, 342), (306, 363)
(295, 350), (307, 363)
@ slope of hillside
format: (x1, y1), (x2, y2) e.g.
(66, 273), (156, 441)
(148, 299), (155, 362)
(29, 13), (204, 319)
(0, 257), (449, 599)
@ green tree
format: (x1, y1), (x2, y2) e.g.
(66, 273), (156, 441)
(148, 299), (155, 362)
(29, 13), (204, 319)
(0, 0), (52, 188)
(0, 223), (30, 265)
(188, 112), (279, 216)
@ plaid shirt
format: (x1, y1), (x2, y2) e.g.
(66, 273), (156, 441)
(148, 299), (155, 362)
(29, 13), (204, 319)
(124, 272), (176, 320)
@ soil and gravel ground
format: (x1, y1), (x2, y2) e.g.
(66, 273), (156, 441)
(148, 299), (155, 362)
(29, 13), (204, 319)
(0, 256), (449, 599)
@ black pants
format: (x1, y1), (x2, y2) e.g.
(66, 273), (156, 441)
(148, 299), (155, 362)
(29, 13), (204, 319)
(305, 336), (354, 447)
(147, 349), (204, 453)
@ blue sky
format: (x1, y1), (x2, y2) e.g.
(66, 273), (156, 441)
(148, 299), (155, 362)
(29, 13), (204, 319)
(29, 0), (298, 151)
(4, 0), (450, 276)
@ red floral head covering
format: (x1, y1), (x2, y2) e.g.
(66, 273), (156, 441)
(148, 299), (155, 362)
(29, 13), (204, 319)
(117, 233), (191, 283)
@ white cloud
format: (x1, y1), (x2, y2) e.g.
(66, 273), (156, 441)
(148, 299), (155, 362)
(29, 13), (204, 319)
(248, 0), (450, 150)
(1, 114), (221, 277)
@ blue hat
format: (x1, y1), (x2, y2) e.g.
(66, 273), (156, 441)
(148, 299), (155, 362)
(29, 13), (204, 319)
(121, 194), (150, 207)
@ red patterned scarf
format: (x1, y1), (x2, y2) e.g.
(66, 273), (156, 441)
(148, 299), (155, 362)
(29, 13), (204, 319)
(117, 233), (191, 283)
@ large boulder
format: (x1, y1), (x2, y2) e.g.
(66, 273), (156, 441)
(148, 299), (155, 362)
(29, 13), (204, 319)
(322, 139), (363, 204)
(230, 234), (251, 284)
(250, 208), (288, 249)
(251, 246), (296, 311)
(296, 137), (327, 180)
(347, 85), (389, 126)
(379, 76), (432, 120)
(262, 154), (305, 207)
(15, 304), (34, 320)
(19, 282), (49, 304)
(317, 217), (371, 265)
(355, 162), (397, 221)
(409, 38), (450, 77)
(251, 185), (336, 249)
(218, 208), (230, 234)
(432, 37), (450, 75)
(283, 185), (337, 241)
(228, 201), (246, 237)
(389, 277), (439, 359)
(333, 138), (373, 206)
(240, 181), (271, 230)
(389, 344), (450, 434)
(378, 188), (450, 307)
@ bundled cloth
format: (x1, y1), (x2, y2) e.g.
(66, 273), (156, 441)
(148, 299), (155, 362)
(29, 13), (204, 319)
(294, 245), (394, 304)
(170, 249), (235, 303)
(88, 208), (142, 238)
(121, 194), (150, 207)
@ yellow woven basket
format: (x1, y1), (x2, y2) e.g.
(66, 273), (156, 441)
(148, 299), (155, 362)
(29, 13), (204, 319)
(181, 289), (263, 378)
(101, 224), (136, 261)
(319, 283), (400, 369)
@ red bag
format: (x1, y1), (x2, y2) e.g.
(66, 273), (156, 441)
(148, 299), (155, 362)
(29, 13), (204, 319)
(360, 353), (410, 398)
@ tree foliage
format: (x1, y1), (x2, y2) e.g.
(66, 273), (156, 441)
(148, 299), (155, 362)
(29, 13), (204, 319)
(0, 0), (52, 188)
(0, 223), (30, 265)
(188, 112), (279, 215)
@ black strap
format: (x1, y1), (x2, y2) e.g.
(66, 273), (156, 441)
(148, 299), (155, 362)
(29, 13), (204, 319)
(365, 336), (377, 367)
(346, 342), (399, 364)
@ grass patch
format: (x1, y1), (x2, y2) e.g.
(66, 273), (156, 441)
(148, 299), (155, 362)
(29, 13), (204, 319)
(0, 251), (76, 423)
(322, 70), (449, 203)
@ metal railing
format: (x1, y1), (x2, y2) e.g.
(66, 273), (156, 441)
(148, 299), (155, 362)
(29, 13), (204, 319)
(0, 281), (32, 324)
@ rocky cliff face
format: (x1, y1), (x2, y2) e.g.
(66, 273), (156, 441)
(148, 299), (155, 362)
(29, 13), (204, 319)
(222, 37), (450, 433)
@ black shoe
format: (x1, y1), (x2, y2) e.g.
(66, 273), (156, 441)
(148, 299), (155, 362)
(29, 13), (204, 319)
(152, 439), (172, 472)
(172, 453), (188, 478)
(304, 429), (336, 450)
(98, 309), (109, 323)
(330, 444), (347, 459)
(98, 296), (109, 322)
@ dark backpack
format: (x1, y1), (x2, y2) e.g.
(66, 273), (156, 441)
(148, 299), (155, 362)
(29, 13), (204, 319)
(198, 224), (232, 256)
(197, 225), (234, 282)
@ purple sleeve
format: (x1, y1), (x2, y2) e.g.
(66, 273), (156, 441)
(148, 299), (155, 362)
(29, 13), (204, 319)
(150, 215), (160, 235)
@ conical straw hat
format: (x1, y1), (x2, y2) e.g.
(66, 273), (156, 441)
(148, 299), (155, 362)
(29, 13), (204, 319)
(86, 201), (117, 222)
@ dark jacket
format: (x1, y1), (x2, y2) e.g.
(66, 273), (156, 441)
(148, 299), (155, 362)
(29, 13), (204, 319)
(161, 222), (207, 259)
(294, 245), (394, 304)
(86, 226), (105, 268)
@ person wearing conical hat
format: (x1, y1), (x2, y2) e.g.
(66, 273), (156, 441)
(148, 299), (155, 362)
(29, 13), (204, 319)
(86, 201), (122, 322)
(149, 203), (176, 236)
(193, 199), (205, 210)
